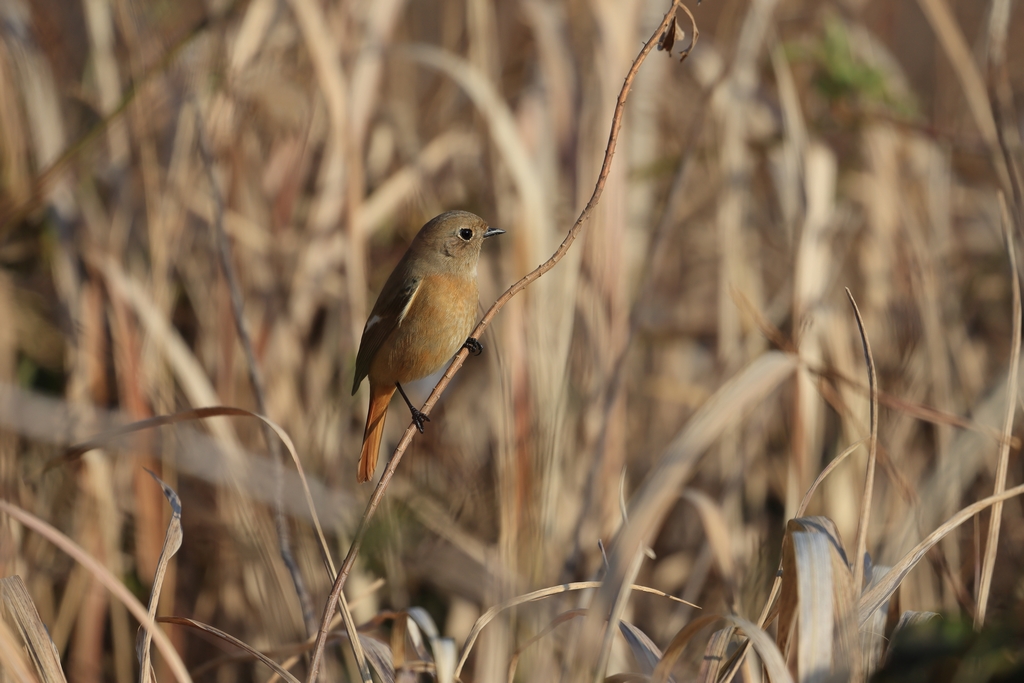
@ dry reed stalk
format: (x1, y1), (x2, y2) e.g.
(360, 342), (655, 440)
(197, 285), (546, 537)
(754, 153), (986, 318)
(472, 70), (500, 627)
(82, 0), (128, 169)
(285, 0), (362, 348)
(915, 0), (1000, 164)
(974, 194), (1020, 627)
(791, 143), (838, 517)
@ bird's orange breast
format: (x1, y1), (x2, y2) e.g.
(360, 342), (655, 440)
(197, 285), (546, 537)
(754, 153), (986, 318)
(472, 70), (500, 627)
(368, 274), (479, 386)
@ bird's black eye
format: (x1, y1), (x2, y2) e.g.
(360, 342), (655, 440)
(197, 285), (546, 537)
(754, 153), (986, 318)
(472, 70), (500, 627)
(459, 228), (473, 241)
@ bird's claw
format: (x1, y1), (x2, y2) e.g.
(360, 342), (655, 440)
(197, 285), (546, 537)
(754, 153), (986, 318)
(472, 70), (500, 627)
(410, 408), (431, 433)
(463, 337), (483, 356)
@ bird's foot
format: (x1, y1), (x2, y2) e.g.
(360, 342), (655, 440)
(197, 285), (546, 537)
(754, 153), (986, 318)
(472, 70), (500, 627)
(463, 337), (483, 356)
(395, 382), (430, 433)
(410, 408), (431, 433)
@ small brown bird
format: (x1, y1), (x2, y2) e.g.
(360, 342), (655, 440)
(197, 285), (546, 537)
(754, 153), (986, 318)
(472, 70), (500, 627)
(352, 210), (504, 483)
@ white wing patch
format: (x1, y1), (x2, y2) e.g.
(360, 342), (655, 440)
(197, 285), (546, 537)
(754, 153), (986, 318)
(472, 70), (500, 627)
(364, 314), (383, 333)
(397, 279), (422, 326)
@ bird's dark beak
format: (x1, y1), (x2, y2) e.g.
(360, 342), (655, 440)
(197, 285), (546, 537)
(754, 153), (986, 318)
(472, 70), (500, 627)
(483, 227), (505, 238)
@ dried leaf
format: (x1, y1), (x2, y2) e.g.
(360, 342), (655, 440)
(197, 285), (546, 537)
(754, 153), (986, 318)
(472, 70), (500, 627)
(137, 472), (183, 683)
(657, 17), (682, 55)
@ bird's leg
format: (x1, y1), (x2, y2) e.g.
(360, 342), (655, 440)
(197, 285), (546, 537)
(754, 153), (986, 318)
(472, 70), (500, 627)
(395, 382), (430, 433)
(463, 337), (483, 356)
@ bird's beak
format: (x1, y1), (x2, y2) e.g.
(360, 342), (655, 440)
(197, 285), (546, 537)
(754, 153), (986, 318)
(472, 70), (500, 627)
(483, 227), (505, 238)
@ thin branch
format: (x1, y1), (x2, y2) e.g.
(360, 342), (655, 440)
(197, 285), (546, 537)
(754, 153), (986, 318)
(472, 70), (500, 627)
(304, 2), (690, 680)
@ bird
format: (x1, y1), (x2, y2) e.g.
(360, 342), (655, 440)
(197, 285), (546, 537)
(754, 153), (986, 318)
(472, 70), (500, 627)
(351, 210), (504, 483)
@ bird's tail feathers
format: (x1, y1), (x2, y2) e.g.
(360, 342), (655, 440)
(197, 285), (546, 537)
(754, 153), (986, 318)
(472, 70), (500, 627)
(357, 386), (395, 483)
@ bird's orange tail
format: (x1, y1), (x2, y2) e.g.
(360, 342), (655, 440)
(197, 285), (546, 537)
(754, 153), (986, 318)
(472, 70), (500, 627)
(357, 385), (395, 483)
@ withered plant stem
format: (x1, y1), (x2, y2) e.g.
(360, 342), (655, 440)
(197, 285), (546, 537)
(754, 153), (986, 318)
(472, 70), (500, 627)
(305, 2), (692, 680)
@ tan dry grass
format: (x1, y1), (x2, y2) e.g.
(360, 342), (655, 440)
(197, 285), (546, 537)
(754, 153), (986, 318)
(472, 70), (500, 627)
(2, 0), (1024, 681)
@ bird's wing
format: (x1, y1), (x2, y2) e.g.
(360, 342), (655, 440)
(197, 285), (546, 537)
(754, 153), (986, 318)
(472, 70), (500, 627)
(351, 274), (422, 394)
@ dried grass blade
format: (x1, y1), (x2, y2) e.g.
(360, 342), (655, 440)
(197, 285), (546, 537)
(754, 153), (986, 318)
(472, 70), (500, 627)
(694, 627), (735, 683)
(0, 615), (43, 683)
(675, 2), (700, 62)
(390, 610), (409, 670)
(0, 502), (192, 683)
(776, 517), (854, 682)
(158, 617), (300, 683)
(405, 606), (441, 640)
(618, 621), (664, 676)
(796, 441), (866, 520)
(407, 614), (456, 683)
(858, 481), (1024, 623)
(776, 523), (798, 665)
(0, 576), (65, 683)
(651, 614), (722, 683)
(358, 636), (397, 683)
(725, 616), (794, 683)
(430, 637), (456, 683)
(337, 590), (372, 683)
(403, 612), (430, 662)
(681, 490), (735, 597)
(137, 472), (183, 683)
(791, 532), (834, 683)
(595, 547), (648, 682)
(975, 193), (1020, 628)
(845, 289), (878, 593)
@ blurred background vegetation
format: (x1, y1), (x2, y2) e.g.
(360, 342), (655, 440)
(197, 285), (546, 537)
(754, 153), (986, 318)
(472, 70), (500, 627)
(1, 0), (1024, 680)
